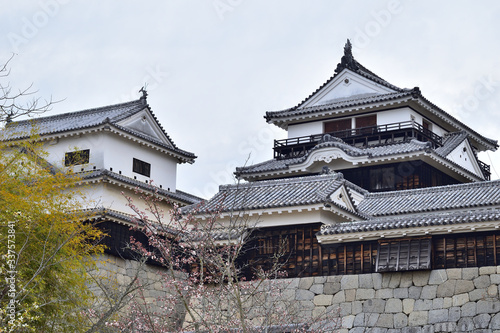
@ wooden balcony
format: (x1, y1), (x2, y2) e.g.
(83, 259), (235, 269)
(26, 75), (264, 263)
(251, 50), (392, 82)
(478, 160), (491, 180)
(273, 121), (443, 159)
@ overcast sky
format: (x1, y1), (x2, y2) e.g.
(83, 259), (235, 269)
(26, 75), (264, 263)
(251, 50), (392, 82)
(2, 1), (500, 199)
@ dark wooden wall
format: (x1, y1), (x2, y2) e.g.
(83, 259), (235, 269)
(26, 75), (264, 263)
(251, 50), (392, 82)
(241, 225), (500, 279)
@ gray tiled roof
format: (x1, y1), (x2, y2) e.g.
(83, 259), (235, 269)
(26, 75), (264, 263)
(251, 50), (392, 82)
(265, 90), (412, 122)
(82, 169), (202, 205)
(435, 131), (468, 157)
(318, 208), (500, 236)
(189, 172), (366, 216)
(236, 139), (433, 176)
(6, 98), (196, 160)
(357, 179), (500, 217)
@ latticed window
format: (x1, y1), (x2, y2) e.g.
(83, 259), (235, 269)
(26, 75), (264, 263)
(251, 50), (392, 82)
(64, 149), (90, 166)
(375, 238), (431, 272)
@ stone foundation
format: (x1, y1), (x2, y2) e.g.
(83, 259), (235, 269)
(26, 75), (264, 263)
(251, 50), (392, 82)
(259, 266), (500, 332)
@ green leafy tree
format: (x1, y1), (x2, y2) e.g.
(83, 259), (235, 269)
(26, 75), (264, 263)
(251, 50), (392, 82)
(0, 58), (105, 332)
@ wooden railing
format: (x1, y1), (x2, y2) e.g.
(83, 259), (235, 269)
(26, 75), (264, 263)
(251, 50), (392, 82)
(478, 159), (491, 180)
(273, 121), (443, 159)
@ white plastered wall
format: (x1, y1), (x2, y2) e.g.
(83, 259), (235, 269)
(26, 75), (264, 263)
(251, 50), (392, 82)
(42, 132), (178, 191)
(287, 107), (448, 140)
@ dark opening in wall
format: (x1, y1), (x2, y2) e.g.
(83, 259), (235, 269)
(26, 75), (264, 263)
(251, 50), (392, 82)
(65, 149), (90, 166)
(133, 158), (151, 177)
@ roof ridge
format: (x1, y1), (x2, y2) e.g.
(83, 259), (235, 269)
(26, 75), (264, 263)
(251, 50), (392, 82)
(220, 172), (340, 191)
(12, 98), (144, 125)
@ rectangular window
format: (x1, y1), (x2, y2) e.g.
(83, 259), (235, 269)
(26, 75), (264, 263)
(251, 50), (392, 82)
(355, 115), (377, 134)
(133, 158), (151, 177)
(355, 114), (377, 128)
(324, 118), (351, 134)
(376, 238), (431, 272)
(64, 149), (90, 166)
(422, 119), (432, 131)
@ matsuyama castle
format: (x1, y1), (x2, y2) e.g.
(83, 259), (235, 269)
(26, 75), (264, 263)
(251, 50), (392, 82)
(8, 40), (500, 278)
(194, 40), (500, 278)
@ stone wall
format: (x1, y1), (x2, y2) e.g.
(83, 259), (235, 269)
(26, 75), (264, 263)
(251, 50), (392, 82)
(88, 253), (186, 329)
(261, 266), (500, 332)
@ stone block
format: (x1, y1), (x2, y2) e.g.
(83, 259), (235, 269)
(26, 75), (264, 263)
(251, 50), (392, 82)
(452, 293), (469, 307)
(428, 309), (448, 324)
(446, 268), (462, 280)
(327, 275), (342, 283)
(403, 298), (415, 314)
(341, 275), (358, 290)
(385, 298), (403, 313)
(479, 266), (496, 275)
(448, 306), (461, 322)
(488, 284), (498, 297)
(376, 288), (394, 299)
(323, 282), (341, 295)
(332, 290), (345, 304)
(474, 313), (491, 329)
(362, 298), (386, 313)
(421, 285), (438, 299)
(461, 302), (477, 317)
(437, 279), (456, 297)
(389, 272), (402, 288)
(491, 274), (500, 284)
(432, 298), (444, 309)
(457, 317), (474, 332)
(408, 311), (428, 326)
(409, 286), (423, 299)
(394, 287), (409, 299)
(462, 267), (479, 280)
(490, 312), (500, 329)
(312, 306), (326, 319)
(345, 289), (356, 302)
(414, 299), (433, 311)
(474, 275), (491, 289)
(382, 274), (392, 288)
(429, 269), (447, 285)
(377, 313), (394, 328)
(364, 312), (380, 326)
(413, 271), (430, 286)
(394, 313), (408, 328)
(341, 315), (355, 329)
(339, 302), (352, 316)
(359, 274), (374, 289)
(372, 273), (383, 289)
(295, 289), (314, 301)
(477, 300), (500, 314)
(353, 313), (364, 327)
(455, 279), (475, 294)
(469, 288), (487, 302)
(284, 278), (300, 289)
(298, 277), (314, 290)
(310, 284), (324, 294)
(443, 297), (453, 308)
(356, 288), (375, 300)
(314, 276), (327, 284)
(352, 300), (363, 314)
(400, 271), (414, 287)
(313, 294), (333, 306)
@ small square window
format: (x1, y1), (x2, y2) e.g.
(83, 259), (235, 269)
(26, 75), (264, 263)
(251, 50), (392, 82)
(133, 158), (151, 177)
(65, 149), (90, 166)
